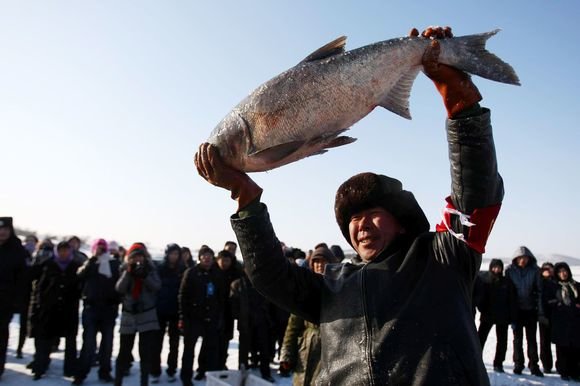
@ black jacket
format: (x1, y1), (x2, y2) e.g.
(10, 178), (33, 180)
(156, 259), (185, 317)
(29, 258), (82, 338)
(179, 264), (225, 324)
(230, 273), (271, 333)
(0, 236), (27, 313)
(475, 270), (517, 325)
(231, 108), (502, 385)
(77, 256), (121, 307)
(546, 263), (580, 347)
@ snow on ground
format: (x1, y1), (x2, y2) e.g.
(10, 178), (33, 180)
(4, 316), (575, 386)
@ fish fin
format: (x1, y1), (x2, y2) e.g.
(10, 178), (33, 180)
(248, 141), (305, 164)
(438, 30), (520, 86)
(378, 67), (421, 119)
(325, 135), (357, 149)
(301, 36), (347, 63)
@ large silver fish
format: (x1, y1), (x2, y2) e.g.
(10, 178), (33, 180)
(207, 30), (519, 172)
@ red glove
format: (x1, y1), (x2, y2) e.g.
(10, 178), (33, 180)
(411, 26), (482, 118)
(195, 143), (263, 211)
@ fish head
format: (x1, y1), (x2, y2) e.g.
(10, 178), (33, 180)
(207, 110), (252, 171)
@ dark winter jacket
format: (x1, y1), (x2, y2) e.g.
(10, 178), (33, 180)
(77, 255), (121, 307)
(116, 259), (161, 334)
(231, 108), (502, 385)
(474, 260), (517, 325)
(0, 234), (27, 313)
(179, 264), (225, 324)
(546, 262), (580, 347)
(230, 273), (271, 333)
(281, 314), (321, 386)
(155, 259), (185, 317)
(29, 257), (82, 338)
(505, 246), (542, 313)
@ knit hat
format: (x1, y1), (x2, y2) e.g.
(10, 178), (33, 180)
(127, 242), (147, 258)
(311, 246), (334, 263)
(91, 239), (108, 255)
(165, 243), (181, 256)
(334, 173), (430, 245)
(489, 258), (504, 271)
(0, 217), (13, 228)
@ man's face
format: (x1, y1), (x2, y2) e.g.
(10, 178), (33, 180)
(199, 252), (214, 270)
(69, 239), (80, 251)
(57, 246), (71, 260)
(349, 207), (404, 262)
(167, 250), (180, 265)
(0, 227), (10, 244)
(558, 268), (569, 282)
(216, 256), (232, 271)
(224, 243), (237, 255)
(312, 259), (327, 275)
(516, 255), (530, 268)
(491, 265), (503, 276)
(542, 268), (553, 279)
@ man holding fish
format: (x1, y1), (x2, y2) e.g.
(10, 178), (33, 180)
(196, 26), (510, 385)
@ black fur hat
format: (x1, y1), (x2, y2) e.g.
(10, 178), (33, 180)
(334, 173), (430, 246)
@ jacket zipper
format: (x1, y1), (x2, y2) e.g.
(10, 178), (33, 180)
(361, 264), (375, 386)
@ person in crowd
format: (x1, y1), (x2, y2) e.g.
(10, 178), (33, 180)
(29, 240), (81, 380)
(179, 246), (225, 385)
(69, 236), (88, 264)
(546, 262), (580, 381)
(180, 247), (194, 268)
(118, 246), (127, 261)
(195, 27), (504, 385)
(505, 246), (544, 376)
(330, 245), (345, 264)
(223, 241), (237, 256)
(16, 234), (36, 359)
(34, 239), (54, 264)
(230, 271), (274, 383)
(108, 241), (122, 260)
(280, 246), (332, 385)
(539, 262), (556, 374)
(114, 243), (161, 386)
(150, 243), (184, 384)
(474, 259), (517, 373)
(215, 249), (241, 370)
(0, 217), (27, 378)
(73, 239), (121, 385)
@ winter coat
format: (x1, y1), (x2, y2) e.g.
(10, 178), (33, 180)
(281, 314), (321, 386)
(475, 270), (517, 325)
(116, 260), (161, 334)
(155, 259), (185, 317)
(28, 257), (82, 338)
(231, 108), (502, 385)
(77, 256), (121, 307)
(230, 274), (271, 333)
(0, 235), (27, 313)
(505, 247), (542, 313)
(179, 264), (225, 324)
(546, 263), (580, 348)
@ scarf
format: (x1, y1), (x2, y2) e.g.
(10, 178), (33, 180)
(559, 281), (578, 306)
(97, 253), (113, 278)
(132, 278), (144, 300)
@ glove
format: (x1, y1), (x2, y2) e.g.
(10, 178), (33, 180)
(410, 26), (482, 118)
(129, 261), (148, 278)
(195, 143), (263, 211)
(278, 361), (292, 377)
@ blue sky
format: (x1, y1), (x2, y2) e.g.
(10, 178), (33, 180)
(1, 1), (579, 259)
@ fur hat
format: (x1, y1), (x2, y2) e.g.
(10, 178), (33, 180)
(334, 173), (429, 245)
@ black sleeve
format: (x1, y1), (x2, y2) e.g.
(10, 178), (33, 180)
(231, 204), (324, 324)
(179, 268), (193, 320)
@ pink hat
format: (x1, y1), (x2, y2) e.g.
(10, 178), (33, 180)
(91, 239), (108, 255)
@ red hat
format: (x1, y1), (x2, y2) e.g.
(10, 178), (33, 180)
(127, 242), (147, 258)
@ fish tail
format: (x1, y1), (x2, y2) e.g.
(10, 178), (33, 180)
(440, 29), (521, 86)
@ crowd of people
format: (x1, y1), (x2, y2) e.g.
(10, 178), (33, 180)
(2, 214), (580, 385)
(0, 215), (350, 386)
(474, 246), (580, 381)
